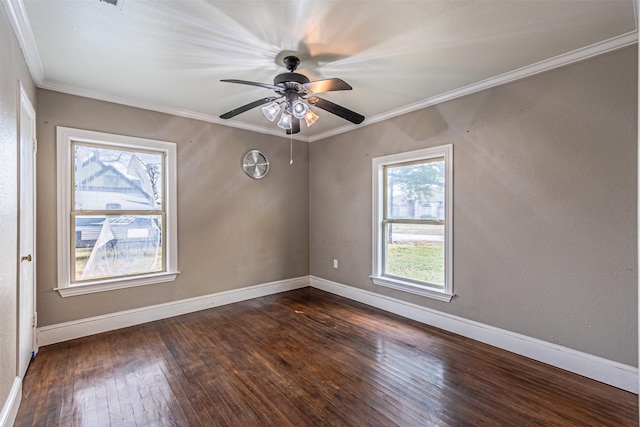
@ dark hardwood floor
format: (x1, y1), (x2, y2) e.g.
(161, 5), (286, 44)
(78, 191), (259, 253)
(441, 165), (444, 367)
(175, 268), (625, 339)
(16, 288), (638, 426)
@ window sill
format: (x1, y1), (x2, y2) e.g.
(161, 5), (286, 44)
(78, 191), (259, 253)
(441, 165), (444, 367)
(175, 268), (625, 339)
(55, 271), (180, 297)
(371, 276), (453, 302)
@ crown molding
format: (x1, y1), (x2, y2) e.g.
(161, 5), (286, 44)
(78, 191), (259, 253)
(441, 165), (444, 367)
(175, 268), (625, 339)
(40, 81), (311, 142)
(309, 30), (638, 142)
(5, 0), (636, 144)
(2, 0), (44, 84)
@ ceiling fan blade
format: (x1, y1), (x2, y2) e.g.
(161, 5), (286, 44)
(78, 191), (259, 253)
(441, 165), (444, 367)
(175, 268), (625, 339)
(309, 96), (365, 124)
(221, 79), (281, 91)
(286, 118), (300, 135)
(220, 97), (277, 119)
(302, 78), (352, 94)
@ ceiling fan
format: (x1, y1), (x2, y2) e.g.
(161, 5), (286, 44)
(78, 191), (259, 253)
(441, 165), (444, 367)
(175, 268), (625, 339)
(219, 56), (365, 135)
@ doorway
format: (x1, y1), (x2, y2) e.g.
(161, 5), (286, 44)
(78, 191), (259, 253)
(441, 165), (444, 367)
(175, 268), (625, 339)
(18, 82), (36, 378)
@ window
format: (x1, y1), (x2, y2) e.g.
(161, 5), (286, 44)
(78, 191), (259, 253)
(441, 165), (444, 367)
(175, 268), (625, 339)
(56, 127), (178, 296)
(371, 145), (453, 302)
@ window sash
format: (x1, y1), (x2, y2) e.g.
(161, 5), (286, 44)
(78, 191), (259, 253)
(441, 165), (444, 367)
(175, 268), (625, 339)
(70, 212), (166, 284)
(71, 141), (166, 212)
(381, 219), (446, 288)
(56, 126), (178, 296)
(70, 141), (167, 283)
(383, 156), (445, 221)
(383, 219), (444, 225)
(371, 145), (453, 302)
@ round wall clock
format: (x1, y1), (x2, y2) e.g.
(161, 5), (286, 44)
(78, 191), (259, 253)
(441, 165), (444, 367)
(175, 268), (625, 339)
(242, 150), (269, 179)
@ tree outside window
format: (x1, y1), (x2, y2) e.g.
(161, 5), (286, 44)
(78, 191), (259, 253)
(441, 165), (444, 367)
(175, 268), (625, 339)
(372, 145), (453, 302)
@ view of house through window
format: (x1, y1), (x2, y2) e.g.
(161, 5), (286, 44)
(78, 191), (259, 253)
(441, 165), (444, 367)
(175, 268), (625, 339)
(72, 143), (165, 282)
(56, 127), (178, 296)
(384, 158), (445, 286)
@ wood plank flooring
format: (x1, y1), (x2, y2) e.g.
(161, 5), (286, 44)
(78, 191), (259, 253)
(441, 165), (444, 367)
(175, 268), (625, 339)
(16, 288), (638, 426)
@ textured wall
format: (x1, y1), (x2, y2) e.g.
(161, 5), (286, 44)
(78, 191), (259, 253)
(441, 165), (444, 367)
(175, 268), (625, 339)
(25, 31), (640, 371)
(0, 3), (37, 410)
(36, 91), (309, 326)
(310, 46), (637, 365)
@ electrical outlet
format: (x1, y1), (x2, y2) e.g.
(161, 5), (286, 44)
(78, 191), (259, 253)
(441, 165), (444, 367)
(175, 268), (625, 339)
(333, 259), (338, 269)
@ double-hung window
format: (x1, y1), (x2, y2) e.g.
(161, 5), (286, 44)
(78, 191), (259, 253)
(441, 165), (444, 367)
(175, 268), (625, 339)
(372, 145), (453, 302)
(56, 127), (178, 296)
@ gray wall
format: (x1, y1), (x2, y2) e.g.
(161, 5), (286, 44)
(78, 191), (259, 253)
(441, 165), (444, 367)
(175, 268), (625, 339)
(28, 39), (640, 369)
(310, 46), (638, 366)
(0, 3), (37, 410)
(36, 90), (309, 326)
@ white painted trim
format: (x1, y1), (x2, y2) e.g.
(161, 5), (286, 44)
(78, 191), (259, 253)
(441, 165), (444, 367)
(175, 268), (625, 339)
(39, 82), (311, 143)
(371, 145), (453, 300)
(35, 273), (639, 393)
(0, 377), (21, 427)
(48, 23), (638, 147)
(45, 25), (635, 145)
(371, 276), (452, 302)
(2, 0), (44, 84)
(54, 272), (179, 297)
(55, 126), (179, 294)
(47, 23), (629, 146)
(310, 276), (639, 394)
(308, 31), (638, 142)
(6, 0), (634, 145)
(17, 80), (37, 377)
(636, 0), (640, 413)
(38, 276), (310, 346)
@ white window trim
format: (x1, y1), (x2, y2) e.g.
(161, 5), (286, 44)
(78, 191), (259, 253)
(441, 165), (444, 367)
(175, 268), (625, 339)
(371, 145), (453, 302)
(55, 127), (179, 297)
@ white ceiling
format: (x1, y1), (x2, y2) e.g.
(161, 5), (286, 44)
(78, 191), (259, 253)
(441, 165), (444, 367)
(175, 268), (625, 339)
(6, 0), (638, 141)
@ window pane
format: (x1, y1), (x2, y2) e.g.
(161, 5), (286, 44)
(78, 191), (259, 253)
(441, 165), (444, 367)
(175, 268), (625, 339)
(385, 222), (444, 286)
(74, 215), (163, 281)
(386, 159), (445, 220)
(74, 144), (163, 210)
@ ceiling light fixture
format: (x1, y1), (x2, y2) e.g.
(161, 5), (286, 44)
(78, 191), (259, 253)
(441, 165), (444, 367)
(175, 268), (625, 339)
(265, 97), (318, 129)
(303, 109), (319, 127)
(221, 55), (365, 135)
(277, 111), (293, 130)
(292, 100), (309, 119)
(261, 102), (281, 121)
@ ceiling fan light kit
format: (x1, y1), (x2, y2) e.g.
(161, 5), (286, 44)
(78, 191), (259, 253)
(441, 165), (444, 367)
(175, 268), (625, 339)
(303, 109), (319, 127)
(261, 102), (281, 121)
(292, 100), (309, 119)
(220, 55), (365, 135)
(277, 112), (293, 130)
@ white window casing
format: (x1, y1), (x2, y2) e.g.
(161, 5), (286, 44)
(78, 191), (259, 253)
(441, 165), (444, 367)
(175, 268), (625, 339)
(56, 127), (179, 297)
(371, 145), (453, 302)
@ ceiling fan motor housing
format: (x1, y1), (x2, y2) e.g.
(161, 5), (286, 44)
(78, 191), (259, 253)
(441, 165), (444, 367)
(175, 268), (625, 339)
(274, 72), (310, 86)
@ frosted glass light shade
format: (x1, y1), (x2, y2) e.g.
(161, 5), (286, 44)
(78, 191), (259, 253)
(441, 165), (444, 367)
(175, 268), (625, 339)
(277, 112), (293, 129)
(292, 100), (309, 119)
(262, 102), (281, 121)
(303, 109), (319, 127)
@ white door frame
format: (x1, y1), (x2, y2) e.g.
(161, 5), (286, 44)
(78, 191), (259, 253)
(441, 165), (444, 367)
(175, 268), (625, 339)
(17, 81), (36, 378)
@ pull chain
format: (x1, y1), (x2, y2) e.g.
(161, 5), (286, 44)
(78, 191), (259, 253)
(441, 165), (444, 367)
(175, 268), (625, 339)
(289, 131), (293, 165)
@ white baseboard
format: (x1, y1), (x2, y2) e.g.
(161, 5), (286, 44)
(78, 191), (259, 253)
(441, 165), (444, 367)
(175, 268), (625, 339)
(0, 377), (21, 427)
(38, 276), (310, 347)
(310, 276), (639, 394)
(36, 274), (638, 394)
